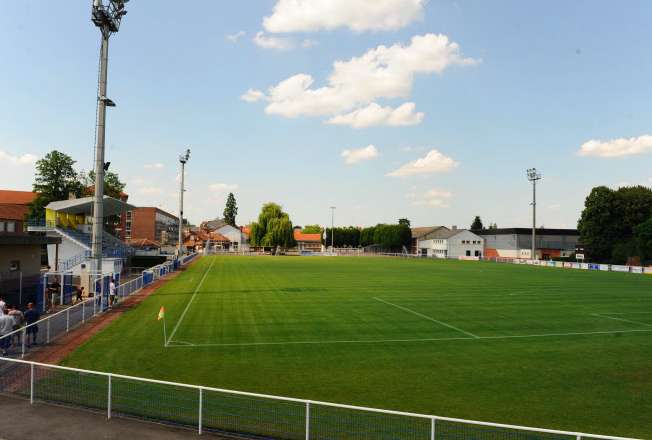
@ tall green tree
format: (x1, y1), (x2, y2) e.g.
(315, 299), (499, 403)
(302, 224), (322, 234)
(80, 170), (126, 199)
(470, 216), (484, 231)
(634, 217), (652, 261)
(223, 192), (238, 226)
(29, 150), (84, 219)
(398, 218), (411, 227)
(249, 203), (296, 251)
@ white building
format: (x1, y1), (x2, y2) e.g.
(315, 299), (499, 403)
(201, 219), (250, 251)
(418, 228), (484, 259)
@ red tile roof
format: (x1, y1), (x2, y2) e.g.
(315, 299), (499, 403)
(294, 230), (322, 242)
(0, 204), (29, 221)
(0, 190), (37, 205)
(127, 238), (160, 248)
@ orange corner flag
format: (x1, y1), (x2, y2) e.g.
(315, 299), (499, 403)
(157, 306), (165, 321)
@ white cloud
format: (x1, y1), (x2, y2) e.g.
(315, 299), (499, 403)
(138, 186), (163, 195)
(248, 33), (478, 119)
(326, 102), (423, 128)
(253, 31), (295, 50)
(578, 134), (652, 158)
(0, 150), (38, 165)
(263, 0), (426, 33)
(387, 149), (459, 177)
(226, 31), (246, 43)
(341, 145), (379, 165)
(408, 188), (453, 207)
(143, 163), (164, 170)
(240, 89), (265, 103)
(209, 183), (239, 193)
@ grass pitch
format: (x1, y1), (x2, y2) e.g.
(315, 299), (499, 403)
(63, 256), (652, 437)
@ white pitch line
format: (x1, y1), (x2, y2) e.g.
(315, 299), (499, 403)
(592, 313), (652, 328)
(166, 257), (216, 346)
(163, 328), (652, 348)
(373, 297), (480, 339)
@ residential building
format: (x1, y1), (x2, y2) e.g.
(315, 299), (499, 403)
(417, 228), (484, 258)
(126, 207), (179, 247)
(410, 226), (449, 254)
(294, 229), (323, 253)
(201, 219), (249, 251)
(477, 228), (580, 260)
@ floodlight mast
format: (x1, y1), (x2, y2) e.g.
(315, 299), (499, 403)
(178, 149), (190, 256)
(90, 0), (128, 276)
(527, 168), (542, 260)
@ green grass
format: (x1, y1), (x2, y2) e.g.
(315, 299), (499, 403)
(60, 256), (652, 438)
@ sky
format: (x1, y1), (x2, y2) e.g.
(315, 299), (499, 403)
(1, 0), (651, 229)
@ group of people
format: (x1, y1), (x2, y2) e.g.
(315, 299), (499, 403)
(0, 298), (40, 356)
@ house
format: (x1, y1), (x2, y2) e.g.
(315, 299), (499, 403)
(477, 228), (579, 260)
(417, 228), (484, 259)
(125, 207), (179, 247)
(293, 229), (323, 253)
(201, 219), (249, 251)
(410, 226), (449, 254)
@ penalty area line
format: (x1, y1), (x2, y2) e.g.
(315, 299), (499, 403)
(163, 328), (652, 348)
(372, 297), (480, 339)
(165, 257), (216, 346)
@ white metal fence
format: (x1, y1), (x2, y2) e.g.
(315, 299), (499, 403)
(0, 254), (197, 359)
(0, 357), (641, 440)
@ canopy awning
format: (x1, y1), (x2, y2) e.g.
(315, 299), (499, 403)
(46, 196), (135, 216)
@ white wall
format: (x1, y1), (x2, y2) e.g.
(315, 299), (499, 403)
(418, 230), (484, 259)
(216, 225), (250, 251)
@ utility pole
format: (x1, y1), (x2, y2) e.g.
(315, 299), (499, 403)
(527, 168), (542, 260)
(178, 149), (191, 256)
(90, 0), (128, 275)
(330, 206), (336, 255)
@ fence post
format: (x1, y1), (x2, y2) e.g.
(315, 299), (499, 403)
(47, 319), (51, 343)
(431, 417), (436, 440)
(198, 388), (203, 435)
(82, 301), (85, 323)
(30, 363), (34, 404)
(66, 308), (70, 332)
(107, 374), (112, 419)
(19, 271), (23, 306)
(21, 328), (26, 358)
(305, 401), (310, 440)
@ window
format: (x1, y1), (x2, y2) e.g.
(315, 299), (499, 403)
(6, 221), (15, 233)
(466, 250), (471, 256)
(0, 221), (5, 232)
(475, 250), (481, 257)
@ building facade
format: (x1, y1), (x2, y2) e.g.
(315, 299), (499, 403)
(417, 228), (484, 258)
(294, 230), (323, 253)
(477, 228), (580, 260)
(126, 207), (179, 246)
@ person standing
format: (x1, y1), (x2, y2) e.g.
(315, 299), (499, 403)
(7, 305), (24, 346)
(0, 296), (6, 314)
(109, 278), (116, 308)
(23, 303), (40, 347)
(0, 312), (14, 356)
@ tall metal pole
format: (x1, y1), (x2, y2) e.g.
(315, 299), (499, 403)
(527, 168), (542, 260)
(178, 149), (190, 257)
(330, 206), (335, 254)
(91, 33), (110, 275)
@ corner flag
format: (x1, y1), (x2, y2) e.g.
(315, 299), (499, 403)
(157, 306), (165, 321)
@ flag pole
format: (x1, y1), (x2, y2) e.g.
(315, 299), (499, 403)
(163, 316), (167, 347)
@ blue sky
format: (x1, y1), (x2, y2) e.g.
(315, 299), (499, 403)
(1, 0), (651, 228)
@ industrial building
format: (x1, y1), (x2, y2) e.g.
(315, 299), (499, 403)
(477, 228), (580, 260)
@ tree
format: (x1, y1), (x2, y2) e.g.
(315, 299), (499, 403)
(578, 185), (652, 262)
(634, 217), (652, 262)
(29, 150), (84, 219)
(223, 192), (238, 226)
(470, 216), (484, 231)
(302, 224), (322, 234)
(488, 222), (498, 230)
(398, 218), (411, 227)
(249, 203), (296, 251)
(80, 170), (126, 199)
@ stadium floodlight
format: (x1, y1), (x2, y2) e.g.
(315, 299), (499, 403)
(90, 0), (129, 276)
(330, 206), (336, 255)
(526, 168), (542, 260)
(178, 149), (191, 256)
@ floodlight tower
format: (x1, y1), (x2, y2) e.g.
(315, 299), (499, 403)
(178, 149), (191, 256)
(527, 168), (542, 260)
(329, 206), (336, 254)
(90, 0), (129, 275)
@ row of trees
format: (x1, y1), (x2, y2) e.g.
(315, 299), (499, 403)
(29, 150), (126, 219)
(470, 216), (498, 231)
(323, 222), (411, 251)
(578, 185), (652, 264)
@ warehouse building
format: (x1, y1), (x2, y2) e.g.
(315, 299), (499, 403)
(477, 228), (579, 260)
(417, 227), (484, 258)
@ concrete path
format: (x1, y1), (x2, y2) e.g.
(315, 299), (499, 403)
(0, 396), (228, 440)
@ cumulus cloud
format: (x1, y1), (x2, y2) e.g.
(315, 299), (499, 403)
(578, 134), (652, 158)
(341, 145), (379, 165)
(387, 149), (458, 177)
(209, 183), (239, 192)
(263, 0), (426, 33)
(408, 188), (453, 207)
(0, 151), (38, 165)
(241, 89), (265, 103)
(144, 163), (164, 170)
(327, 102), (423, 128)
(226, 31), (246, 43)
(253, 31), (295, 50)
(247, 34), (478, 119)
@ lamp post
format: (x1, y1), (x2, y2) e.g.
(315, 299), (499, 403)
(526, 168), (542, 260)
(90, 0), (129, 275)
(178, 149), (191, 256)
(329, 206), (336, 255)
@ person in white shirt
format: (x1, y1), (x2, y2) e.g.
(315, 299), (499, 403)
(109, 279), (116, 307)
(0, 297), (6, 314)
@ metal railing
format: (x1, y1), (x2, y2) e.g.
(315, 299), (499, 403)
(0, 357), (640, 440)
